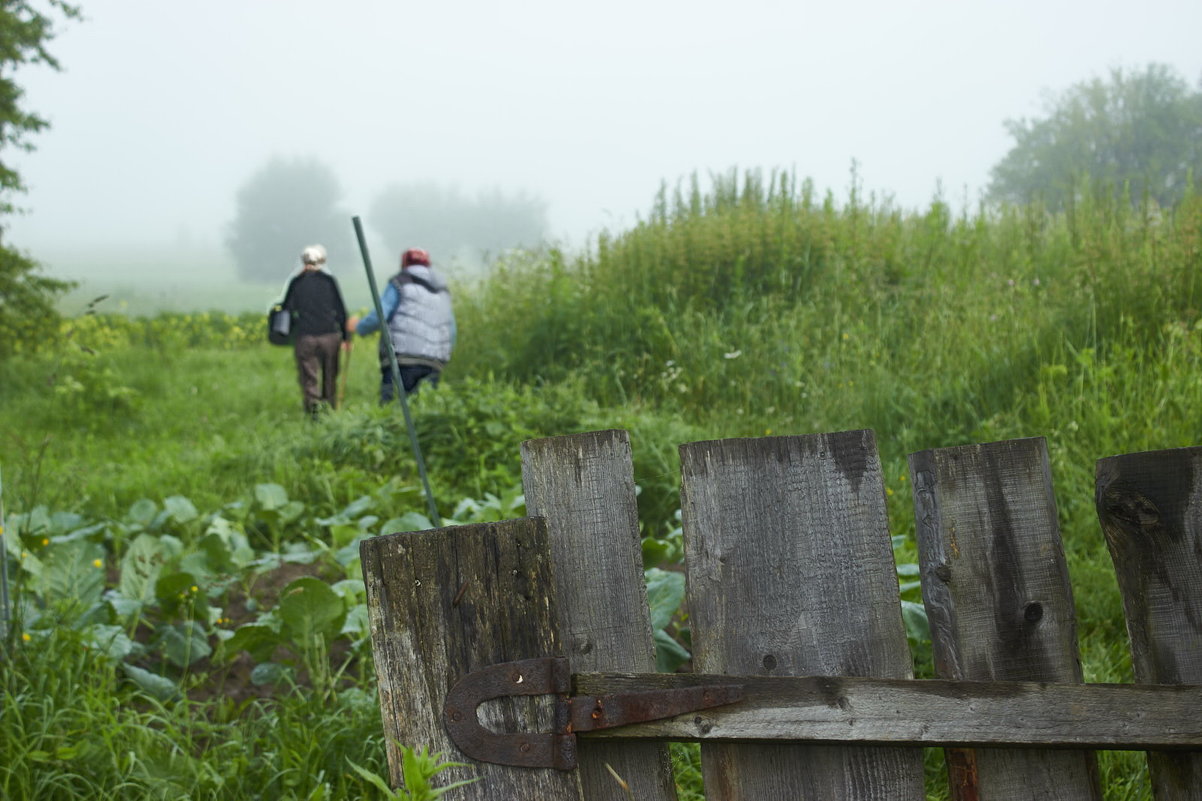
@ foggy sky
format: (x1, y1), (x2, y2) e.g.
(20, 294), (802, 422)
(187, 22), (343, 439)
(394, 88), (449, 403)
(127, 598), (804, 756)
(7, 0), (1202, 273)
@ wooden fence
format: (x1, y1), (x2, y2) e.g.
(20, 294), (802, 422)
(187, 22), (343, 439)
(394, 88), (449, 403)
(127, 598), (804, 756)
(361, 429), (1202, 800)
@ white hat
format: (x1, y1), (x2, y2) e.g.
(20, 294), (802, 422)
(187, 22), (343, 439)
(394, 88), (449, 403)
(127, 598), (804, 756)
(301, 244), (327, 265)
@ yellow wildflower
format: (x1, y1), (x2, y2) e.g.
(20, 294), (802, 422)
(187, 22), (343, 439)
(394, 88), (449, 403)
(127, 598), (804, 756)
(93, 559), (104, 568)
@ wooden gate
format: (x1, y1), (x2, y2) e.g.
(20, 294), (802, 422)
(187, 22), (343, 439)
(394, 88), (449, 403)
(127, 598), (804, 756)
(361, 430), (1202, 800)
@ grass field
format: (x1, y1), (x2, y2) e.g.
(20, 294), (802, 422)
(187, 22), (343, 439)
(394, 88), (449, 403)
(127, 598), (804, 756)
(2, 172), (1200, 799)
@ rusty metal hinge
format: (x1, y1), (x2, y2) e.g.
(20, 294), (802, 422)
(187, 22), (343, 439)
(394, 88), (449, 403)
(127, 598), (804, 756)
(443, 657), (744, 770)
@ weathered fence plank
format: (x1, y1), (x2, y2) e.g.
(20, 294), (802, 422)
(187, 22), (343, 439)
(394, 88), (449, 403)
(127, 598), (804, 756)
(1097, 448), (1202, 801)
(680, 431), (925, 800)
(910, 437), (1101, 801)
(522, 430), (678, 801)
(571, 672), (1202, 748)
(361, 519), (582, 799)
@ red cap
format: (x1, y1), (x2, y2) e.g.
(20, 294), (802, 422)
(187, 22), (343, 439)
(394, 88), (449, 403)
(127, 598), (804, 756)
(401, 248), (430, 268)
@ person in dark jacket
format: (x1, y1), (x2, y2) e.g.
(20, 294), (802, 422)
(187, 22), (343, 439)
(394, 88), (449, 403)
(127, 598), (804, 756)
(279, 244), (350, 415)
(353, 247), (455, 403)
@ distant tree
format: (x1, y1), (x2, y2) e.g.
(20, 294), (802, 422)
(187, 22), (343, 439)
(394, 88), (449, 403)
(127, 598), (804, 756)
(368, 182), (546, 269)
(224, 156), (351, 282)
(0, 1), (80, 356)
(988, 64), (1202, 210)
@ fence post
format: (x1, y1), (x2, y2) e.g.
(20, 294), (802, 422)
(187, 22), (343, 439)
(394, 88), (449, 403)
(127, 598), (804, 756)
(1096, 447), (1202, 801)
(680, 431), (925, 800)
(522, 430), (678, 800)
(361, 519), (582, 799)
(909, 437), (1101, 800)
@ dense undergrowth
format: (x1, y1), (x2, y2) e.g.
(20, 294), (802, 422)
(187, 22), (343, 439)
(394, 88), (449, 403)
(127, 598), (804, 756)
(2, 169), (1201, 799)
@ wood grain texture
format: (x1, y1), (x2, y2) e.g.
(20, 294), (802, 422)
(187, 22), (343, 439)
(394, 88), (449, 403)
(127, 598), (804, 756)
(681, 431), (925, 800)
(571, 672), (1202, 748)
(361, 519), (582, 800)
(910, 437), (1101, 801)
(522, 430), (677, 801)
(1097, 447), (1202, 800)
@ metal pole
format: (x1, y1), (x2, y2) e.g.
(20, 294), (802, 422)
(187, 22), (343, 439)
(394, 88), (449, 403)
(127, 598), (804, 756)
(0, 466), (10, 643)
(352, 216), (442, 526)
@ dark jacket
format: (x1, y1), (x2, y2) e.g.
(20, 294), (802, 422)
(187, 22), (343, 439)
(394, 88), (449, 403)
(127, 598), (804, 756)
(281, 270), (349, 340)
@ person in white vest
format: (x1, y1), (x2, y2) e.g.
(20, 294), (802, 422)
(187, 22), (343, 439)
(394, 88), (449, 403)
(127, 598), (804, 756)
(352, 247), (456, 402)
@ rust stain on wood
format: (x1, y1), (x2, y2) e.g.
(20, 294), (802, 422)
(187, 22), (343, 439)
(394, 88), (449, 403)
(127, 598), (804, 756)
(947, 747), (980, 801)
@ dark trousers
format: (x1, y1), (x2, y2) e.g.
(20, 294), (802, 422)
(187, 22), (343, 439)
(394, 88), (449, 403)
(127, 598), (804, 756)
(379, 365), (440, 404)
(294, 332), (342, 413)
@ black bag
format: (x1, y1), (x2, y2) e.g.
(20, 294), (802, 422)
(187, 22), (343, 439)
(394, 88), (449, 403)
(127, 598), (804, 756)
(267, 305), (292, 345)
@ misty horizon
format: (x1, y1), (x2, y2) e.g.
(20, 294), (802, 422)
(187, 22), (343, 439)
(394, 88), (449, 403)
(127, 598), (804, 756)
(4, 0), (1200, 296)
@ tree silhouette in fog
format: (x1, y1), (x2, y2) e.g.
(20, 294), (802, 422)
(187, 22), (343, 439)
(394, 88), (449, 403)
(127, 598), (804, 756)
(989, 63), (1202, 210)
(368, 182), (546, 268)
(225, 156), (351, 282)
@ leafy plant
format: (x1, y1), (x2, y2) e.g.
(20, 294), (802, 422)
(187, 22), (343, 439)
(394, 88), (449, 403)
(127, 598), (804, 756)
(645, 567), (691, 672)
(347, 743), (477, 801)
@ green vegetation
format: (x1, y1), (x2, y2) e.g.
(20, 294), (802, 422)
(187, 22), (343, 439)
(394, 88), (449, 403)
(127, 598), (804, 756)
(3, 170), (1201, 799)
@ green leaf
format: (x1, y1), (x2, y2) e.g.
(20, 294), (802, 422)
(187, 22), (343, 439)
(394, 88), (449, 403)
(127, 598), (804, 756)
(641, 537), (672, 569)
(224, 623), (282, 662)
(279, 577), (345, 645)
(653, 628), (691, 673)
(16, 507), (51, 539)
(120, 534), (169, 603)
(38, 540), (105, 611)
(127, 499), (158, 527)
(334, 535), (369, 567)
(195, 531), (239, 574)
(340, 604), (370, 640)
(280, 500), (305, 523)
(16, 549), (43, 580)
(107, 595), (143, 621)
(153, 571), (208, 619)
(163, 495), (199, 525)
(49, 510), (87, 535)
(254, 483), (289, 511)
(326, 523), (362, 548)
(341, 495), (375, 519)
(122, 663), (179, 701)
(395, 744), (478, 799)
(330, 579), (365, 601)
(157, 621), (211, 668)
(346, 759), (398, 798)
(401, 745), (434, 797)
(84, 623), (134, 661)
(3, 524), (20, 559)
(901, 600), (930, 644)
(250, 661), (289, 686)
(50, 521), (106, 544)
(382, 512), (432, 535)
(644, 568), (686, 631)
(205, 516), (255, 568)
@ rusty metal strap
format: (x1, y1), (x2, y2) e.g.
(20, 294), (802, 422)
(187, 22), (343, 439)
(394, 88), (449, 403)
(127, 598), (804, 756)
(443, 657), (744, 770)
